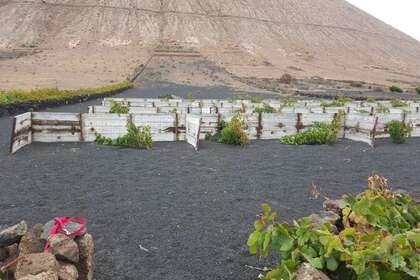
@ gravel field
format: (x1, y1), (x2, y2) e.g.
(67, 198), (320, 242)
(1, 83), (419, 280)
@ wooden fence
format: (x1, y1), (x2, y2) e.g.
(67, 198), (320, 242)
(9, 98), (420, 154)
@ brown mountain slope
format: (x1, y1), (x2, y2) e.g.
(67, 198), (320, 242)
(1, 0), (419, 91)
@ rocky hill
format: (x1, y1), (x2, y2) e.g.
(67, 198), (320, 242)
(1, 0), (419, 92)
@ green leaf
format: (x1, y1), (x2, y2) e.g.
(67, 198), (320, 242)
(326, 257), (339, 271)
(247, 231), (260, 254)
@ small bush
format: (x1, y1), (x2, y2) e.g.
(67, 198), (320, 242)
(390, 98), (408, 108)
(253, 103), (277, 113)
(248, 175), (420, 280)
(280, 111), (344, 145)
(249, 95), (263, 104)
(321, 97), (352, 107)
(388, 120), (411, 144)
(376, 104), (390, 114)
(390, 85), (403, 93)
(416, 86), (420, 95)
(366, 96), (376, 103)
(206, 115), (250, 146)
(281, 98), (298, 107)
(279, 73), (295, 84)
(159, 94), (173, 100)
(186, 92), (195, 101)
(349, 81), (363, 88)
(109, 101), (129, 114)
(95, 121), (153, 149)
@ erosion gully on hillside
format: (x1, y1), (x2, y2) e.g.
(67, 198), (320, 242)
(1, 83), (420, 280)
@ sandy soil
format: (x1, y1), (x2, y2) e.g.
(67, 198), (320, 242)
(1, 83), (419, 280)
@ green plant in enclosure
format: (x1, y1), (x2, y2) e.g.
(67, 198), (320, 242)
(280, 111), (344, 145)
(186, 92), (195, 101)
(390, 85), (404, 93)
(253, 103), (277, 113)
(388, 120), (412, 144)
(249, 95), (263, 104)
(391, 98), (408, 108)
(281, 98), (298, 107)
(247, 175), (420, 280)
(109, 101), (129, 114)
(321, 97), (352, 107)
(416, 86), (420, 95)
(366, 96), (376, 103)
(158, 94), (173, 100)
(95, 121), (153, 149)
(205, 114), (250, 146)
(376, 104), (391, 114)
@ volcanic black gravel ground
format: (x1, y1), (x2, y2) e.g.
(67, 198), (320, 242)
(1, 82), (420, 280)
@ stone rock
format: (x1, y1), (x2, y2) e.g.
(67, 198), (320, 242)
(322, 199), (342, 215)
(58, 262), (78, 280)
(295, 263), (331, 280)
(18, 271), (58, 280)
(2, 244), (19, 274)
(75, 234), (95, 280)
(19, 224), (45, 255)
(48, 235), (79, 263)
(41, 221), (86, 241)
(0, 221), (28, 247)
(15, 253), (58, 280)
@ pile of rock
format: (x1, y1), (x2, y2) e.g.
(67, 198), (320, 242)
(0, 221), (94, 280)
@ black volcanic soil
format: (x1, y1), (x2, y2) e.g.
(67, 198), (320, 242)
(1, 83), (419, 280)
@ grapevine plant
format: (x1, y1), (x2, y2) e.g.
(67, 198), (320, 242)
(247, 175), (420, 280)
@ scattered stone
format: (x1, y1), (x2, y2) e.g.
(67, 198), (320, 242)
(322, 199), (342, 215)
(76, 234), (95, 280)
(48, 235), (79, 263)
(19, 224), (44, 255)
(295, 263), (331, 280)
(394, 189), (410, 196)
(0, 221), (28, 247)
(18, 270), (58, 280)
(57, 261), (78, 280)
(15, 253), (58, 279)
(2, 243), (19, 275)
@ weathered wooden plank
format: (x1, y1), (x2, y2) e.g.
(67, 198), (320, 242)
(186, 114), (201, 150)
(32, 112), (80, 122)
(10, 112), (32, 154)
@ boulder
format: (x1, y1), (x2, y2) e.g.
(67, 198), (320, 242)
(19, 224), (45, 255)
(295, 263), (331, 280)
(0, 221), (28, 247)
(322, 199), (342, 215)
(48, 235), (79, 263)
(15, 253), (58, 279)
(57, 262), (78, 280)
(75, 234), (95, 280)
(1, 243), (19, 275)
(18, 271), (58, 280)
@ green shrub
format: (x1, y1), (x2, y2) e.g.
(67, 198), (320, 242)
(95, 120), (153, 149)
(249, 95), (263, 104)
(281, 98), (298, 107)
(376, 104), (390, 114)
(205, 115), (250, 146)
(0, 81), (133, 104)
(366, 96), (376, 103)
(388, 120), (412, 144)
(390, 85), (403, 93)
(159, 94), (173, 100)
(416, 86), (420, 95)
(390, 98), (408, 108)
(280, 111), (344, 145)
(186, 92), (195, 101)
(321, 97), (352, 107)
(253, 103), (277, 113)
(247, 175), (420, 280)
(109, 101), (129, 114)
